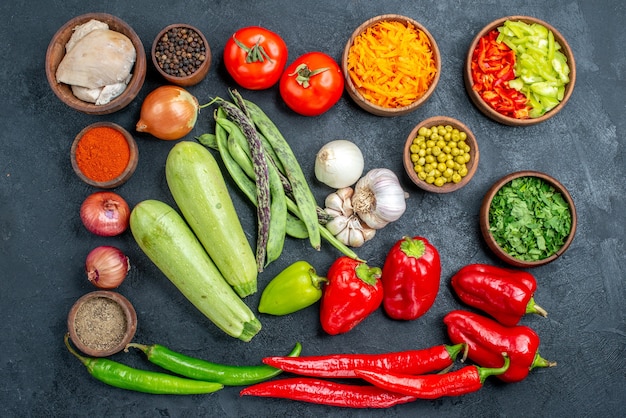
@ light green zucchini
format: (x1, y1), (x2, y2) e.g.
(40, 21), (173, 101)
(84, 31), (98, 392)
(165, 141), (257, 297)
(130, 199), (261, 342)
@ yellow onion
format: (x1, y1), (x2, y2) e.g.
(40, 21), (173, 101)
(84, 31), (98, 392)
(136, 85), (200, 140)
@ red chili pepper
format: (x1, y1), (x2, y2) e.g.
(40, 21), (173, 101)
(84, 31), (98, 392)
(319, 256), (383, 335)
(443, 310), (556, 382)
(262, 343), (465, 378)
(451, 264), (548, 326)
(239, 377), (416, 408)
(471, 30), (531, 119)
(381, 236), (441, 320)
(354, 354), (509, 399)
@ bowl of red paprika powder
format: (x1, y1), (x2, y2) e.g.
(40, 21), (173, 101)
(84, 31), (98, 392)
(71, 122), (139, 188)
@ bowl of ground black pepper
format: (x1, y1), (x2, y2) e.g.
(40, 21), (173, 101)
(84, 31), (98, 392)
(152, 23), (211, 86)
(70, 122), (139, 188)
(67, 290), (137, 357)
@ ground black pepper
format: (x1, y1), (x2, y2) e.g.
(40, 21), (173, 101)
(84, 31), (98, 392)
(155, 27), (206, 77)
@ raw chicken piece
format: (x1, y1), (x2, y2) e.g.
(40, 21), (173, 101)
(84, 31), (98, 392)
(56, 28), (136, 90)
(71, 74), (131, 105)
(65, 19), (109, 52)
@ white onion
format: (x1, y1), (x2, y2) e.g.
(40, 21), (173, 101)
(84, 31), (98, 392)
(314, 140), (364, 188)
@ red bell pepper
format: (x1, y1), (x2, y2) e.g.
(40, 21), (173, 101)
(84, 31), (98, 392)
(451, 264), (548, 326)
(443, 310), (556, 383)
(470, 30), (531, 119)
(319, 256), (383, 335)
(381, 236), (441, 320)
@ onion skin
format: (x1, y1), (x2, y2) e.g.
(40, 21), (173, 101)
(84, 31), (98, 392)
(80, 191), (130, 237)
(136, 85), (199, 140)
(86, 246), (130, 289)
(315, 140), (364, 189)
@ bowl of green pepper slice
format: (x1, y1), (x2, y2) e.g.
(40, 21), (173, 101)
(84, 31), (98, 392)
(479, 170), (577, 267)
(464, 16), (576, 126)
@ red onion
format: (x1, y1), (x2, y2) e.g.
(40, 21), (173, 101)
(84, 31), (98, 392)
(86, 246), (130, 289)
(80, 191), (130, 236)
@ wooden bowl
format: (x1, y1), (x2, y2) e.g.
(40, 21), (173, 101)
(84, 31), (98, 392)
(152, 23), (211, 86)
(464, 16), (576, 126)
(403, 116), (479, 193)
(67, 290), (137, 357)
(479, 170), (577, 267)
(45, 13), (147, 115)
(342, 14), (441, 117)
(70, 122), (139, 189)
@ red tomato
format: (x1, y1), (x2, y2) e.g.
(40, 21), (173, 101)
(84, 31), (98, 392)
(279, 52), (344, 116)
(224, 26), (288, 90)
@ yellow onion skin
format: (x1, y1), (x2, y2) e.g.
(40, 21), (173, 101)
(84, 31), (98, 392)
(136, 85), (199, 140)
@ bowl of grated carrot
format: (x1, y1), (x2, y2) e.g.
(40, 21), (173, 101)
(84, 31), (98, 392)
(342, 14), (441, 117)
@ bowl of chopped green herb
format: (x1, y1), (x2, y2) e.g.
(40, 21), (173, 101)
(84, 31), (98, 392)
(479, 170), (577, 267)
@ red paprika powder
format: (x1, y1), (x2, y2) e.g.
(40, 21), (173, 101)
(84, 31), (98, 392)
(75, 126), (130, 182)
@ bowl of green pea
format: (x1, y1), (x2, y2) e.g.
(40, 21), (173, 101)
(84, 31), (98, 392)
(403, 116), (479, 193)
(479, 170), (577, 267)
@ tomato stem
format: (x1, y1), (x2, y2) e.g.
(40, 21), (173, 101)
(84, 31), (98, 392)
(233, 35), (273, 63)
(288, 63), (329, 88)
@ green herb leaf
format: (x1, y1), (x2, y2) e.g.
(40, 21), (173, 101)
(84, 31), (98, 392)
(489, 176), (572, 261)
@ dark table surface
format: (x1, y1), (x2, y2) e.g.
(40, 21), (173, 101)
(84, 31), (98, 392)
(2, 0), (624, 416)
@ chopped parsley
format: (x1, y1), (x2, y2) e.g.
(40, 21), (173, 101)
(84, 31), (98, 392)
(488, 176), (572, 261)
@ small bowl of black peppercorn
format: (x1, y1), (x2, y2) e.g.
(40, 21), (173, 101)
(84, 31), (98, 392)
(152, 23), (211, 86)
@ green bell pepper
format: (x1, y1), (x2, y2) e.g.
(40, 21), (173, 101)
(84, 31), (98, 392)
(258, 261), (326, 315)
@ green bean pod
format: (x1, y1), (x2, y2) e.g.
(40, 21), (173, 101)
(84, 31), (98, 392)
(65, 334), (223, 395)
(218, 116), (287, 266)
(203, 127), (308, 240)
(242, 98), (321, 251)
(127, 341), (302, 386)
(223, 133), (360, 261)
(218, 99), (271, 272)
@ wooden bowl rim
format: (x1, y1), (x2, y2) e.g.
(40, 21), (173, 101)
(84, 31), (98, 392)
(479, 170), (577, 267)
(45, 12), (147, 115)
(403, 116), (479, 193)
(151, 23), (212, 87)
(342, 14), (441, 117)
(67, 290), (137, 357)
(464, 15), (576, 126)
(70, 122), (139, 189)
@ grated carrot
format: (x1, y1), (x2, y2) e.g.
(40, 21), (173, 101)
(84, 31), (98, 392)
(347, 20), (437, 108)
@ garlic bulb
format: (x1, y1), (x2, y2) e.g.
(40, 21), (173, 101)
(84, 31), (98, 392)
(352, 168), (407, 229)
(324, 187), (354, 217)
(323, 187), (376, 247)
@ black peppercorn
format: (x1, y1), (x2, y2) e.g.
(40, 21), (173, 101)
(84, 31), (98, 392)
(155, 27), (206, 77)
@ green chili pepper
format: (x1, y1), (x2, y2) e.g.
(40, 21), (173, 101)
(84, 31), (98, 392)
(259, 260), (327, 315)
(64, 334), (223, 395)
(126, 341), (302, 386)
